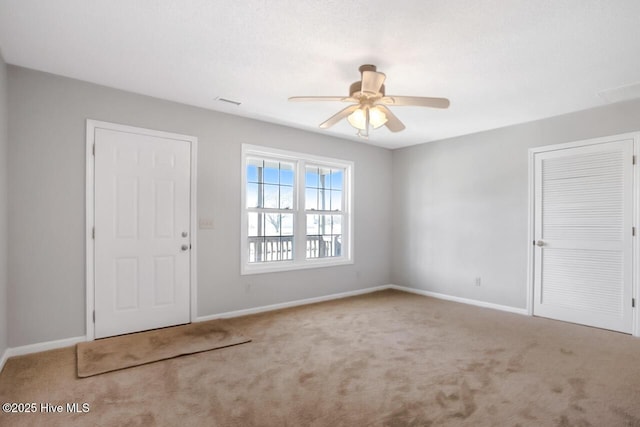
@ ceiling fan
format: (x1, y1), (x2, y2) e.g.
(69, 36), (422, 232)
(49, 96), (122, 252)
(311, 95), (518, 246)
(289, 64), (450, 138)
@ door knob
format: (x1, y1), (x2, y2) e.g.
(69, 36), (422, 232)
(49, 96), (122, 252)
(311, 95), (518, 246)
(181, 244), (189, 251)
(536, 240), (544, 247)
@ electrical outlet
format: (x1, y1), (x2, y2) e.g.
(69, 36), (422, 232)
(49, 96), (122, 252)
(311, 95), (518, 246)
(475, 277), (481, 286)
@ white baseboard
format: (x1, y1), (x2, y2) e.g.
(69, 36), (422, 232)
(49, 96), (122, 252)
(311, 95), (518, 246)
(196, 284), (528, 323)
(388, 284), (529, 315)
(3, 335), (86, 364)
(0, 347), (8, 374)
(1, 335), (86, 373)
(196, 285), (391, 322)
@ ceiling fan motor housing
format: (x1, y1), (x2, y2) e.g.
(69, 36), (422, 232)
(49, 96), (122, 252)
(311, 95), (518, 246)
(350, 82), (385, 98)
(359, 64), (377, 73)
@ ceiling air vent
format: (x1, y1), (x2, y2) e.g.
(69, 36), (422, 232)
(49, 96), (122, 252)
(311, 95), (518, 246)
(215, 97), (241, 106)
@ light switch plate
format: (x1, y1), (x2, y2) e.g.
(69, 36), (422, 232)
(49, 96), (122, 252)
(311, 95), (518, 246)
(199, 218), (214, 229)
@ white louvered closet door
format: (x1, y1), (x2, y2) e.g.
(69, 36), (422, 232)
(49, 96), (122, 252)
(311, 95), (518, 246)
(533, 139), (633, 333)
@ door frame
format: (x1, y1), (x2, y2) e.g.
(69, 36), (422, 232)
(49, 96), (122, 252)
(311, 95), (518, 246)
(526, 131), (640, 337)
(85, 119), (198, 341)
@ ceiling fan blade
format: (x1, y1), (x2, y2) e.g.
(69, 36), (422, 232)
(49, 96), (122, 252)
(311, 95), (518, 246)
(319, 104), (360, 129)
(361, 71), (386, 95)
(381, 96), (450, 109)
(289, 96), (356, 102)
(377, 105), (406, 132)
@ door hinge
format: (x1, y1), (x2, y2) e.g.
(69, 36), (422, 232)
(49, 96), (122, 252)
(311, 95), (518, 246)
(633, 155), (636, 165)
(92, 143), (95, 156)
(92, 310), (95, 323)
(633, 227), (636, 237)
(633, 298), (636, 308)
(92, 227), (95, 239)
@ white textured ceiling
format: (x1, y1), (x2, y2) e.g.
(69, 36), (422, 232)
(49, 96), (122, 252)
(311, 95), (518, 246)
(1, 0), (640, 149)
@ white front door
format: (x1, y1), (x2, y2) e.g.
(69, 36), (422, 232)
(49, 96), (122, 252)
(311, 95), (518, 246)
(93, 125), (193, 338)
(533, 138), (634, 333)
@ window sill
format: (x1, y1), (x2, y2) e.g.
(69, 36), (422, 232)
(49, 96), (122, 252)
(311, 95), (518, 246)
(241, 257), (353, 275)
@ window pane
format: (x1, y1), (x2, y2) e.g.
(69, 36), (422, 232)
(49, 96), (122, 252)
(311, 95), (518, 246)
(318, 188), (328, 211)
(248, 212), (263, 237)
(248, 237), (261, 263)
(265, 213), (281, 236)
(276, 237), (294, 261)
(330, 190), (342, 211)
(263, 184), (279, 209)
(248, 212), (293, 237)
(280, 162), (294, 186)
(305, 166), (319, 187)
(330, 169), (343, 190)
(307, 215), (321, 250)
(331, 215), (342, 235)
(246, 183), (260, 208)
(246, 158), (262, 183)
(306, 214), (319, 235)
(248, 212), (294, 263)
(249, 236), (294, 263)
(263, 160), (279, 184)
(281, 214), (294, 236)
(306, 214), (342, 259)
(317, 214), (331, 235)
(305, 188), (318, 210)
(318, 167), (331, 190)
(250, 212), (293, 237)
(332, 235), (342, 257)
(280, 185), (293, 209)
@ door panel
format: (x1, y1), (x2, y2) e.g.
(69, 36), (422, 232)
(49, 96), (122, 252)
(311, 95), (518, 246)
(533, 139), (633, 333)
(94, 128), (191, 338)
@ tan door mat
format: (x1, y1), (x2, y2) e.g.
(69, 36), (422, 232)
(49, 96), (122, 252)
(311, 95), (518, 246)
(77, 319), (251, 377)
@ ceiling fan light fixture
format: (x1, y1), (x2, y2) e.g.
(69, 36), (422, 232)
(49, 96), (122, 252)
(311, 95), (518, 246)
(347, 108), (366, 130)
(369, 106), (388, 128)
(347, 106), (387, 130)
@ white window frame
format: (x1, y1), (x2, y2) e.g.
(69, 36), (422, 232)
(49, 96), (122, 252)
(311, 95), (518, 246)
(241, 144), (354, 275)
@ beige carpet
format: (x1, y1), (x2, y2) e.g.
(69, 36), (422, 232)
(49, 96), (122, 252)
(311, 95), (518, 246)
(76, 319), (251, 377)
(2, 289), (640, 426)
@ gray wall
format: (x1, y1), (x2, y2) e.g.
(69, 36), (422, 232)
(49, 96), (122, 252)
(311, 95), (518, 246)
(0, 52), (8, 358)
(391, 98), (640, 309)
(7, 66), (392, 347)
